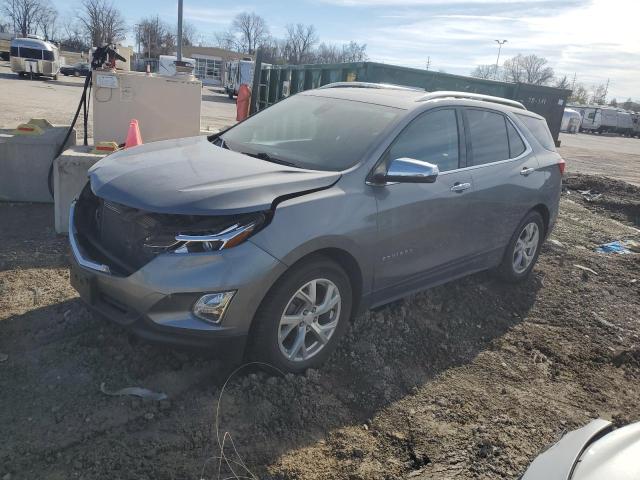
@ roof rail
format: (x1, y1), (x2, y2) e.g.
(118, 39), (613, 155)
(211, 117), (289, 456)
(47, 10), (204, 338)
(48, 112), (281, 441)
(318, 82), (424, 92)
(417, 91), (526, 110)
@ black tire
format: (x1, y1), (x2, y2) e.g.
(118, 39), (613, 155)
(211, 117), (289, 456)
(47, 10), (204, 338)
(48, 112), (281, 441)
(248, 255), (352, 373)
(496, 210), (545, 283)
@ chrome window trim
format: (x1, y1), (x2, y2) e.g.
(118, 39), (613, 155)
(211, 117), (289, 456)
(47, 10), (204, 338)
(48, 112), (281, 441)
(68, 201), (111, 274)
(445, 110), (533, 175)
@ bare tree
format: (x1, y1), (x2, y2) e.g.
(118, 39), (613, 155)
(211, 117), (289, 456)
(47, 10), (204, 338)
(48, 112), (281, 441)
(470, 64), (495, 79)
(502, 54), (554, 85)
(555, 75), (570, 90)
(314, 42), (340, 64)
(136, 16), (175, 57)
(340, 41), (367, 63)
(231, 12), (268, 54)
(569, 83), (589, 104)
(78, 0), (126, 47)
(180, 20), (197, 47)
(590, 83), (607, 105)
(37, 0), (57, 41)
(2, 0), (45, 37)
(283, 23), (317, 64)
(213, 30), (239, 51)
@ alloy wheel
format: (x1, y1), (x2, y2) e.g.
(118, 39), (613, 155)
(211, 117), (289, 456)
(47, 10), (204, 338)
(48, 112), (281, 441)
(513, 222), (540, 274)
(278, 278), (341, 362)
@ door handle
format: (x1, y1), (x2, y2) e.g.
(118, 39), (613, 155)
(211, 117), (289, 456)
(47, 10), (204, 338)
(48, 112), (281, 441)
(520, 167), (535, 176)
(450, 182), (471, 192)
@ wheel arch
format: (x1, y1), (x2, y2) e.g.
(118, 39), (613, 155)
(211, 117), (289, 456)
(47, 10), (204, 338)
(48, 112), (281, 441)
(530, 203), (550, 237)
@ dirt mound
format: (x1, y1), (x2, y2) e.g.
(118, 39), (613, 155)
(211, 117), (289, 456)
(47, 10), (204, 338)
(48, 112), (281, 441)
(564, 174), (640, 226)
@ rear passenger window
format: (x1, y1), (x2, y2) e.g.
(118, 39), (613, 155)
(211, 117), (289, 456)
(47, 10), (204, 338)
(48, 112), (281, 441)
(466, 109), (510, 165)
(388, 109), (460, 172)
(516, 114), (556, 151)
(506, 120), (526, 158)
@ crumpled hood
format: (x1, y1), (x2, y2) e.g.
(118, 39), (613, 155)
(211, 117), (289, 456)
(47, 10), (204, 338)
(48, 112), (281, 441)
(88, 136), (341, 215)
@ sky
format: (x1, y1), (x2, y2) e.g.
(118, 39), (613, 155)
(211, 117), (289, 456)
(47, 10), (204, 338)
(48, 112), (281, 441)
(53, 0), (639, 100)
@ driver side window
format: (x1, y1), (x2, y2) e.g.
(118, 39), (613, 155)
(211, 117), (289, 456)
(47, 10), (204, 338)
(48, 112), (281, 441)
(388, 109), (460, 172)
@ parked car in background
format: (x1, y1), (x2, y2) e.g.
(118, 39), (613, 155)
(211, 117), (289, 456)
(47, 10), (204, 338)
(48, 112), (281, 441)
(10, 35), (60, 80)
(60, 62), (91, 77)
(69, 85), (563, 373)
(521, 418), (640, 479)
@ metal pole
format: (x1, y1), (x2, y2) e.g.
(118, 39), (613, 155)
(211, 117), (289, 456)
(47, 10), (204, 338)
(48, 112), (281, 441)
(494, 39), (507, 80)
(177, 0), (183, 61)
(249, 48), (263, 116)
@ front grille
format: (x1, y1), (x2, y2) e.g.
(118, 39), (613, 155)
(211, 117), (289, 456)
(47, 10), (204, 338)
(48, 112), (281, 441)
(73, 183), (249, 275)
(73, 184), (177, 275)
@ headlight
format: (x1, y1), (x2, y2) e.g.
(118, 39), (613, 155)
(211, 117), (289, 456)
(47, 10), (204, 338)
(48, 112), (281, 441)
(171, 213), (266, 254)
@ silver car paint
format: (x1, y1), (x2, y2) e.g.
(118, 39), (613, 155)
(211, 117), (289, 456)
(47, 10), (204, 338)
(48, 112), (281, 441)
(88, 135), (341, 215)
(71, 88), (561, 348)
(522, 419), (640, 480)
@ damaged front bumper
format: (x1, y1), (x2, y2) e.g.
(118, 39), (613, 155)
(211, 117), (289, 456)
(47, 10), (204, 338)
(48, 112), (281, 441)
(68, 201), (287, 352)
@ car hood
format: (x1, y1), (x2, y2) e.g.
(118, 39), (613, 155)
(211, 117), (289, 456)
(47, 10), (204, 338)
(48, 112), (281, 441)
(88, 136), (341, 215)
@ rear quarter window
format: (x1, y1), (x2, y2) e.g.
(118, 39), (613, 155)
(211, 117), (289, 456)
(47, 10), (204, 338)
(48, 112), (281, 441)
(516, 114), (556, 151)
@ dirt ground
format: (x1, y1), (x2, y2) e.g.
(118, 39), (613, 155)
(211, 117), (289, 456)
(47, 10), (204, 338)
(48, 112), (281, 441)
(1, 173), (639, 480)
(559, 132), (640, 186)
(0, 62), (236, 139)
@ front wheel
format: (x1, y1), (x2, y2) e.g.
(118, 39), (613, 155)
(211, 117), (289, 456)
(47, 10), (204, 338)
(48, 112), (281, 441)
(496, 211), (544, 282)
(249, 256), (352, 373)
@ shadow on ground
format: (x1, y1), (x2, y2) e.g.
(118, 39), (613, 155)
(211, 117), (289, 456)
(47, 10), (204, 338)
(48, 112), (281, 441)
(0, 202), (543, 478)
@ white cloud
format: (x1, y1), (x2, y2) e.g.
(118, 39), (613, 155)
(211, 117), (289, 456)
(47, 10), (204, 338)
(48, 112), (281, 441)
(336, 0), (638, 99)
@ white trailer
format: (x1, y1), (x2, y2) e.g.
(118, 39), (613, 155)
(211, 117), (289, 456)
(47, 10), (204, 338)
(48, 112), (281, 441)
(561, 108), (582, 133)
(10, 36), (60, 79)
(579, 106), (632, 135)
(158, 55), (196, 77)
(224, 59), (254, 98)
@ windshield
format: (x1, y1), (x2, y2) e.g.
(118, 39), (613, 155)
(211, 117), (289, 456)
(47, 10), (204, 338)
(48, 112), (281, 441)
(221, 94), (403, 171)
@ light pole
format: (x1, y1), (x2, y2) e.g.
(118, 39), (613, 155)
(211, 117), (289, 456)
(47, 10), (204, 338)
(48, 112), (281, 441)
(177, 0), (183, 62)
(494, 39), (507, 80)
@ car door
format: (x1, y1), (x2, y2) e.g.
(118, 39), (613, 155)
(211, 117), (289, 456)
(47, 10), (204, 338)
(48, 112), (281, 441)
(372, 108), (476, 296)
(462, 108), (541, 260)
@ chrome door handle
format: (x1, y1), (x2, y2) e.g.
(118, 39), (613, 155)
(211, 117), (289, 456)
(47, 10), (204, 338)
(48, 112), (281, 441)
(450, 182), (471, 192)
(520, 167), (535, 176)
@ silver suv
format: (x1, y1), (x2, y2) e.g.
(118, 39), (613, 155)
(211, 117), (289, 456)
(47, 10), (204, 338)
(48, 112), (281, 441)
(69, 85), (564, 373)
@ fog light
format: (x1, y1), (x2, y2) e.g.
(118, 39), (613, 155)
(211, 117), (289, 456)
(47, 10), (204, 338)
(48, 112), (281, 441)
(193, 292), (235, 324)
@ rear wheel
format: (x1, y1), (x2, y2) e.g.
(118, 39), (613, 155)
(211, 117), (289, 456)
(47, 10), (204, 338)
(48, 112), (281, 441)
(249, 256), (352, 373)
(496, 211), (544, 282)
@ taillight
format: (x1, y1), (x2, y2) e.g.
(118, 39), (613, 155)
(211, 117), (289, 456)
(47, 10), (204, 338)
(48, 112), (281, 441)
(558, 158), (566, 175)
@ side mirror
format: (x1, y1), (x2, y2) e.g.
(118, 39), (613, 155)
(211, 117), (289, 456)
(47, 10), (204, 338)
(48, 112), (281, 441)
(385, 158), (439, 183)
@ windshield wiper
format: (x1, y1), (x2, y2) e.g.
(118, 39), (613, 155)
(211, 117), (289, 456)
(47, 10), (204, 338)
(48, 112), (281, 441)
(242, 151), (297, 167)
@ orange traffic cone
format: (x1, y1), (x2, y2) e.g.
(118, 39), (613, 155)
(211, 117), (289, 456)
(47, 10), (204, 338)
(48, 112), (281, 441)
(124, 119), (143, 149)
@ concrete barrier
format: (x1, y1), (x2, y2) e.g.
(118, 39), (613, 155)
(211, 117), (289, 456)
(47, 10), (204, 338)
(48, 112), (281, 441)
(53, 146), (104, 233)
(0, 122), (77, 203)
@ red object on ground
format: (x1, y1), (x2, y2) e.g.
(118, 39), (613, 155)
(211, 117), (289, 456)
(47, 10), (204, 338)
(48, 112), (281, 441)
(124, 119), (143, 149)
(236, 84), (251, 121)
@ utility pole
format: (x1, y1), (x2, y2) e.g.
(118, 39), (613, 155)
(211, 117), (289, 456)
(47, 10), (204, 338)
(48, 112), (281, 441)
(603, 78), (609, 101)
(571, 72), (576, 92)
(12, 0), (17, 36)
(177, 0), (183, 61)
(425, 56), (430, 71)
(494, 39), (507, 80)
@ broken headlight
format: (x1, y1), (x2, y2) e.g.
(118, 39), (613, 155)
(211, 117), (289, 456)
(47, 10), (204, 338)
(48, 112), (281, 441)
(170, 212), (267, 254)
